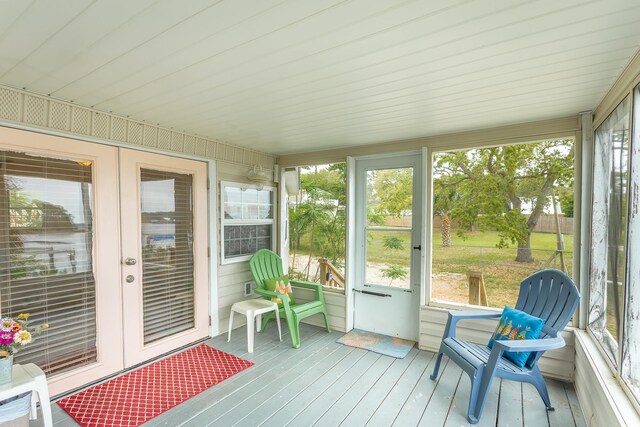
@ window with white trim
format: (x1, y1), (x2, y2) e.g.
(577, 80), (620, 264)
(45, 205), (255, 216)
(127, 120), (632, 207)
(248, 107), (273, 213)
(588, 85), (640, 404)
(220, 182), (274, 264)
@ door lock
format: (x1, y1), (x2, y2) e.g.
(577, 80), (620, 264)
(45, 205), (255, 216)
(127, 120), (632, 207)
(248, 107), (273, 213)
(125, 275), (135, 283)
(124, 257), (137, 266)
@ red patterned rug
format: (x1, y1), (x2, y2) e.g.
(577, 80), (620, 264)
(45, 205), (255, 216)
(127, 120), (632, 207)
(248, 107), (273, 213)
(57, 344), (253, 427)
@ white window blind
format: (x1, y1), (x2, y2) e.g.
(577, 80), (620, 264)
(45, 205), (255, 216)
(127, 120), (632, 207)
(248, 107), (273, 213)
(140, 169), (195, 344)
(0, 150), (96, 376)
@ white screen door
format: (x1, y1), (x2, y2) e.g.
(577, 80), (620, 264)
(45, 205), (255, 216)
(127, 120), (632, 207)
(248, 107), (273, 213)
(120, 149), (209, 367)
(353, 154), (422, 341)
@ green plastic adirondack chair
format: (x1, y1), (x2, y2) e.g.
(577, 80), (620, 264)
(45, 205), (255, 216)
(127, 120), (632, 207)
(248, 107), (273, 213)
(249, 249), (331, 348)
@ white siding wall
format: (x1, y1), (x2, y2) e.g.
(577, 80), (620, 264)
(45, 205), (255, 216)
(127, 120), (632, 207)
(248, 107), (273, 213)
(419, 306), (575, 382)
(574, 331), (640, 427)
(292, 288), (347, 333)
(216, 161), (266, 333)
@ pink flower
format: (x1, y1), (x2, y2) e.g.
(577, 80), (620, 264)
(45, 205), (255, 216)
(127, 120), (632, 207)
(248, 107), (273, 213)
(0, 332), (14, 345)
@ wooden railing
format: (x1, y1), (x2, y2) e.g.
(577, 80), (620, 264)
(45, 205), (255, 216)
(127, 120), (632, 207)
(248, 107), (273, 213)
(318, 258), (345, 290)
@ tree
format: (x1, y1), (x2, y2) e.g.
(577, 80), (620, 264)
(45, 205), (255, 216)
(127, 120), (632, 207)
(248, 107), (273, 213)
(434, 139), (574, 262)
(382, 236), (404, 251)
(381, 265), (407, 285)
(433, 181), (460, 247)
(373, 168), (413, 217)
(289, 164), (347, 280)
(557, 187), (574, 218)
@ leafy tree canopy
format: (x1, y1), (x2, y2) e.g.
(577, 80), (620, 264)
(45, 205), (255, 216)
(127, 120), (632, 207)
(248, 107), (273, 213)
(434, 139), (574, 262)
(372, 168), (413, 217)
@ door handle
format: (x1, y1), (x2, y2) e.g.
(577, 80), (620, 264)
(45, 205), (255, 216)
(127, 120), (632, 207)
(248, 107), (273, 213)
(354, 289), (392, 297)
(413, 245), (421, 250)
(124, 257), (137, 266)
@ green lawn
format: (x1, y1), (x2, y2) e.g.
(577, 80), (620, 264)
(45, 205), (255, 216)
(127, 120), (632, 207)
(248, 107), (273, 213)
(292, 228), (574, 308)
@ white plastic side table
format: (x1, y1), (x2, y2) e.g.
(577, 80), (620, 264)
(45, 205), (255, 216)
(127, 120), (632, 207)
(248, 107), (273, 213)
(0, 363), (52, 427)
(228, 299), (282, 353)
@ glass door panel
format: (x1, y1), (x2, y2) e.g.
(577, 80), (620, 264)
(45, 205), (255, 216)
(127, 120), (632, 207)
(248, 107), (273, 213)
(0, 151), (97, 375)
(365, 168), (413, 289)
(140, 169), (195, 344)
(0, 126), (123, 396)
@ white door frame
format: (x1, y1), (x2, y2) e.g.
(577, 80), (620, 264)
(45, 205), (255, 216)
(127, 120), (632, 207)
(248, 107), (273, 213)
(0, 123), (218, 394)
(120, 148), (210, 367)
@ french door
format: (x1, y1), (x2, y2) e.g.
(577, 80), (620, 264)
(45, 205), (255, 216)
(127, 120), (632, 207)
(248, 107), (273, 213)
(352, 154), (422, 341)
(0, 127), (209, 395)
(120, 150), (209, 367)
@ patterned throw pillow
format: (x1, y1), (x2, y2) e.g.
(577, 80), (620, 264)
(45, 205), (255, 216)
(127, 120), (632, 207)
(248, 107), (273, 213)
(263, 276), (295, 305)
(487, 306), (545, 367)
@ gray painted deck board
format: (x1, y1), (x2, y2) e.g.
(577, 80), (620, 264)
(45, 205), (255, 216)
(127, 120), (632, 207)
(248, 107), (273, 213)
(522, 382), (550, 427)
(418, 360), (463, 426)
(564, 383), (586, 427)
(476, 378), (501, 427)
(392, 355), (446, 426)
(313, 352), (395, 426)
(339, 348), (420, 427)
(40, 325), (584, 427)
(256, 348), (366, 427)
(287, 351), (381, 427)
(547, 378), (577, 427)
(443, 365), (473, 426)
(497, 379), (524, 427)
(367, 350), (434, 426)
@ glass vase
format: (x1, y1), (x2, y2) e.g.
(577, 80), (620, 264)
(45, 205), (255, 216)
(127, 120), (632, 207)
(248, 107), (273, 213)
(0, 355), (13, 385)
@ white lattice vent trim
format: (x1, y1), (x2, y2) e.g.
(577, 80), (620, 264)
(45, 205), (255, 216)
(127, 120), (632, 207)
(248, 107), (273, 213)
(0, 87), (20, 121)
(0, 85), (275, 168)
(24, 96), (46, 126)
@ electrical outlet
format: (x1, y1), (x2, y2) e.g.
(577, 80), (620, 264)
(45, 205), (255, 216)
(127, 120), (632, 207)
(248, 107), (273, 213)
(244, 282), (253, 296)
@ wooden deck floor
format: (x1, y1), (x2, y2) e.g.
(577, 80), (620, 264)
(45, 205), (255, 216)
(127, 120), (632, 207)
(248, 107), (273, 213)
(41, 323), (585, 427)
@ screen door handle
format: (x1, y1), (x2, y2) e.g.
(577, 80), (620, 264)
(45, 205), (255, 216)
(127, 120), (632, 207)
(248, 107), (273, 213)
(413, 245), (421, 250)
(354, 289), (392, 297)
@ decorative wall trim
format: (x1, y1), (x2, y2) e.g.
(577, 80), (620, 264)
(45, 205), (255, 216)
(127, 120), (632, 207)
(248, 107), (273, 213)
(0, 84), (275, 168)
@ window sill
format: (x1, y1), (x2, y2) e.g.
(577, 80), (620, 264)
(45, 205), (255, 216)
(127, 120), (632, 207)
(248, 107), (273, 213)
(426, 300), (502, 313)
(574, 329), (640, 426)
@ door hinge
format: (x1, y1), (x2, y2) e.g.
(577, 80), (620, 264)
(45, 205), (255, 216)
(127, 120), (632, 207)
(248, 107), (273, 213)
(207, 178), (210, 190)
(207, 247), (211, 258)
(209, 315), (212, 326)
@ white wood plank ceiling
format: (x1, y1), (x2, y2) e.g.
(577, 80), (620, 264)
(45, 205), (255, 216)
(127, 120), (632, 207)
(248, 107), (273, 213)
(1, 0), (639, 155)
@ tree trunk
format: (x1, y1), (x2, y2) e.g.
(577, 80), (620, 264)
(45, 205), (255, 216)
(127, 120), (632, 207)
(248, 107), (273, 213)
(515, 232), (534, 262)
(441, 213), (452, 247)
(514, 175), (555, 263)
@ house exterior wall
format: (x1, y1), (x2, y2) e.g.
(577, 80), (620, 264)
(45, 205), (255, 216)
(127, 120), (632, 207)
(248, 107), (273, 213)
(0, 84), (278, 340)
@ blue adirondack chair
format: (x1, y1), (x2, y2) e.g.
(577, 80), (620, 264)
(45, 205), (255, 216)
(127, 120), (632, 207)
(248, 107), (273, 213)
(430, 269), (580, 424)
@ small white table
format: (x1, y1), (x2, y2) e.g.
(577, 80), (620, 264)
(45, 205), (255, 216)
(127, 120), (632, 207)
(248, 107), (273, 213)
(0, 364), (52, 427)
(228, 299), (282, 353)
